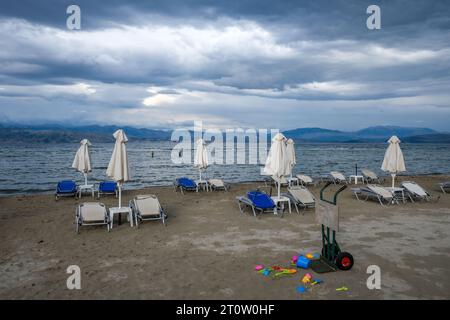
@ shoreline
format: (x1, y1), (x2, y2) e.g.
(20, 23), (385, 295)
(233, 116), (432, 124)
(1, 173), (449, 198)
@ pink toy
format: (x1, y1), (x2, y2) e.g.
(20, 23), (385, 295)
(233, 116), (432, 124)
(291, 255), (298, 263)
(255, 265), (264, 271)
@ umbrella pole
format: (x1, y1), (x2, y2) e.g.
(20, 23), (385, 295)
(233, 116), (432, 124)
(118, 184), (122, 208)
(83, 172), (88, 186)
(391, 174), (396, 188)
(278, 179), (281, 198)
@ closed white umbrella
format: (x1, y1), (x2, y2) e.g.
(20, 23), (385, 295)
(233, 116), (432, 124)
(381, 135), (406, 188)
(106, 129), (130, 208)
(286, 138), (296, 179)
(194, 138), (208, 181)
(72, 139), (92, 186)
(264, 133), (290, 198)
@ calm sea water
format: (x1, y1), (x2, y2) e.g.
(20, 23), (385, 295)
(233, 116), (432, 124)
(0, 141), (449, 195)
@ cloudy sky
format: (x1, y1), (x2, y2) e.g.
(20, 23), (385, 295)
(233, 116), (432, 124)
(1, 0), (449, 130)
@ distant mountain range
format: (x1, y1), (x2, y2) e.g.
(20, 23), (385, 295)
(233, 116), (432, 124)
(282, 126), (448, 143)
(1, 124), (449, 143)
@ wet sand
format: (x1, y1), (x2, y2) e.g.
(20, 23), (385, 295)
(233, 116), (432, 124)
(0, 175), (449, 299)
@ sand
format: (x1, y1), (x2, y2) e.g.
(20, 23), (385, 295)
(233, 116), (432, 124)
(0, 175), (449, 299)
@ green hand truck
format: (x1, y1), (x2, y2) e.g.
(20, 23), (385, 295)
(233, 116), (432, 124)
(310, 182), (354, 273)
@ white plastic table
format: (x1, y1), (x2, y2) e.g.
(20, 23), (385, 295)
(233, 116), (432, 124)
(386, 187), (406, 204)
(287, 177), (299, 187)
(195, 180), (210, 192)
(271, 196), (292, 215)
(109, 207), (133, 229)
(77, 184), (95, 199)
(349, 175), (364, 185)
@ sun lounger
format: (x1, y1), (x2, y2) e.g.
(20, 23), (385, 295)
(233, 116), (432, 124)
(438, 182), (450, 194)
(330, 171), (349, 184)
(236, 189), (276, 217)
(296, 174), (314, 186)
(352, 184), (394, 205)
(285, 186), (315, 214)
(75, 202), (110, 233)
(55, 180), (77, 200)
(97, 181), (118, 198)
(174, 177), (198, 194)
(362, 169), (384, 184)
(129, 195), (167, 227)
(208, 179), (229, 191)
(401, 181), (437, 202)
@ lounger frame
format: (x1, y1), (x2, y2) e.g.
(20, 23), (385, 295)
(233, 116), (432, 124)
(173, 178), (199, 194)
(330, 171), (349, 185)
(439, 182), (450, 194)
(401, 181), (436, 202)
(352, 186), (394, 206)
(97, 182), (118, 199)
(208, 179), (229, 191)
(284, 186), (316, 214)
(129, 195), (167, 228)
(236, 186), (277, 218)
(75, 202), (110, 233)
(55, 181), (78, 200)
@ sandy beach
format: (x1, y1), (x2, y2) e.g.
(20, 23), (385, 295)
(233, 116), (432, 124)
(0, 175), (449, 300)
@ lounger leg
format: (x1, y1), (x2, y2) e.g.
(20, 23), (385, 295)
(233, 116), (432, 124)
(251, 206), (258, 218)
(238, 202), (244, 214)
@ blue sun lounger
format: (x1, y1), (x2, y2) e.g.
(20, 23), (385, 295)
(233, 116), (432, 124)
(55, 180), (77, 200)
(97, 181), (118, 198)
(236, 190), (277, 217)
(174, 177), (198, 194)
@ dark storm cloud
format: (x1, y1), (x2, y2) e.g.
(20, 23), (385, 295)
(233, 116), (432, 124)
(0, 0), (449, 129)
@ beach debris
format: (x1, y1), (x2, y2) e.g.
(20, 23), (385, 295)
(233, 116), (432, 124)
(273, 268), (297, 278)
(296, 286), (306, 293)
(301, 273), (313, 284)
(291, 255), (298, 265)
(336, 286), (349, 291)
(255, 265), (264, 271)
(311, 279), (322, 286)
(258, 268), (272, 276)
(296, 255), (311, 269)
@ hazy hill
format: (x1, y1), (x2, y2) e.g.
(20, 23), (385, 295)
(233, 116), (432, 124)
(0, 124), (448, 143)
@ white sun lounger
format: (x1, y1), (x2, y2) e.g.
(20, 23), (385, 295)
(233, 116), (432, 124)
(75, 202), (110, 233)
(330, 171), (348, 184)
(285, 186), (315, 214)
(352, 185), (394, 205)
(361, 169), (384, 184)
(400, 181), (436, 202)
(296, 174), (314, 186)
(129, 195), (167, 228)
(438, 182), (450, 194)
(208, 179), (229, 191)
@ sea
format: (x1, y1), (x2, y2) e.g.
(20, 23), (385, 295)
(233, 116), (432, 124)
(0, 141), (449, 195)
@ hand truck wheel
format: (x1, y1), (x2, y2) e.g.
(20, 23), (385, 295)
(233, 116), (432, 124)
(335, 252), (354, 271)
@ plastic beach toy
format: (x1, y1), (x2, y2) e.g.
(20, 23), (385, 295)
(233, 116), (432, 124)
(301, 273), (313, 284)
(262, 269), (271, 276)
(296, 255), (310, 269)
(274, 268), (297, 278)
(296, 286), (306, 293)
(255, 265), (264, 271)
(336, 286), (349, 291)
